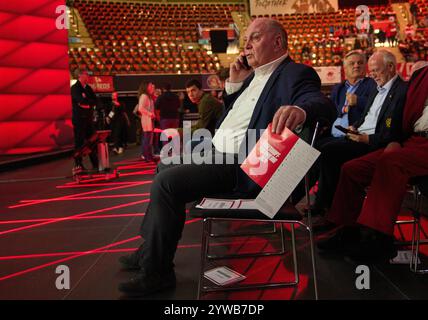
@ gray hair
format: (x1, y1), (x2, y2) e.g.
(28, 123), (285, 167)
(370, 49), (397, 68)
(343, 50), (367, 66)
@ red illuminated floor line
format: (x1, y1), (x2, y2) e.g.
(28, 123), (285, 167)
(0, 218), (202, 282)
(59, 181), (147, 188)
(113, 170), (155, 178)
(70, 170), (156, 184)
(10, 181), (148, 208)
(117, 164), (157, 170)
(0, 238), (278, 261)
(0, 212), (146, 225)
(18, 193), (150, 203)
(0, 236), (141, 281)
(0, 199), (150, 237)
(113, 159), (154, 165)
(64, 169), (154, 185)
(9, 181), (151, 209)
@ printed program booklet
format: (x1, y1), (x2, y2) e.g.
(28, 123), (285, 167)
(204, 266), (246, 286)
(197, 124), (320, 218)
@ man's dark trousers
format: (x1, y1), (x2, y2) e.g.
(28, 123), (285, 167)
(138, 152), (237, 274)
(73, 116), (98, 168)
(316, 138), (372, 209)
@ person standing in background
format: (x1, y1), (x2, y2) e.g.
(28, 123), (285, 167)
(185, 79), (224, 136)
(137, 82), (156, 162)
(71, 69), (98, 170)
(106, 91), (130, 154)
(155, 83), (180, 146)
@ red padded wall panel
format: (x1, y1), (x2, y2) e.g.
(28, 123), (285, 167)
(0, 0), (72, 155)
(0, 120), (73, 154)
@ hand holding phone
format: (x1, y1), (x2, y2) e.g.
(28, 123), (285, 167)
(334, 125), (360, 135)
(241, 55), (251, 70)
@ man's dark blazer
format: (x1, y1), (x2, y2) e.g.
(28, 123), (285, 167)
(217, 56), (337, 196)
(330, 77), (377, 125)
(71, 80), (97, 125)
(353, 76), (408, 149)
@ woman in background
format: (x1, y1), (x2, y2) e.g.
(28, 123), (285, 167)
(106, 91), (130, 154)
(137, 82), (156, 161)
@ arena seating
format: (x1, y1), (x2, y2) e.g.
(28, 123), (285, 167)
(69, 0), (246, 75)
(68, 1), (427, 74)
(253, 5), (398, 66)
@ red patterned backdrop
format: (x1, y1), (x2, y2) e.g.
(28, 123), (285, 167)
(0, 0), (72, 155)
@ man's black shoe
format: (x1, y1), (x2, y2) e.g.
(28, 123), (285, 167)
(118, 269), (176, 297)
(317, 226), (360, 254)
(119, 248), (143, 271)
(119, 255), (141, 271)
(345, 227), (397, 263)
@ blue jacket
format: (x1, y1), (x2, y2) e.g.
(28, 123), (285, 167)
(218, 56), (337, 196)
(330, 77), (377, 125)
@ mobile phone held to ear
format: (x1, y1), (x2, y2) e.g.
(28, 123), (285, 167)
(241, 55), (251, 70)
(334, 125), (360, 135)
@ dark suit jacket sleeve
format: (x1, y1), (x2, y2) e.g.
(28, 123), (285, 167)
(368, 81), (408, 148)
(386, 81), (408, 144)
(388, 97), (406, 143)
(351, 78), (376, 124)
(71, 84), (96, 107)
(86, 85), (97, 107)
(330, 83), (341, 117)
(290, 66), (337, 128)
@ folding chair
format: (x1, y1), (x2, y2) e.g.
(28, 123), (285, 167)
(189, 123), (322, 300)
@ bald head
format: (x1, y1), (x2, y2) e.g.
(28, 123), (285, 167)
(368, 50), (397, 87)
(243, 18), (288, 68)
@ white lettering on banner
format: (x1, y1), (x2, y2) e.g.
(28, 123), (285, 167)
(397, 62), (414, 81)
(255, 0), (288, 10)
(250, 0), (338, 16)
(313, 66), (342, 84)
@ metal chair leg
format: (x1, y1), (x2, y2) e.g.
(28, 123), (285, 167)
(290, 223), (299, 284)
(198, 218), (210, 299)
(307, 226), (319, 300)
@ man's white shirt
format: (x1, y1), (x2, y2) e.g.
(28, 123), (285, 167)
(212, 54), (288, 154)
(358, 75), (398, 135)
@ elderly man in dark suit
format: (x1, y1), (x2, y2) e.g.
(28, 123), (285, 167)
(312, 50), (408, 217)
(309, 50), (376, 214)
(318, 66), (428, 262)
(118, 17), (336, 296)
(330, 50), (376, 138)
(70, 69), (98, 170)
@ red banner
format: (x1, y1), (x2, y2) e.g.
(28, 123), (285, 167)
(396, 62), (415, 81)
(88, 75), (114, 93)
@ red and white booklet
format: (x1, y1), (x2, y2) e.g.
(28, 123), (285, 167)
(197, 124), (320, 218)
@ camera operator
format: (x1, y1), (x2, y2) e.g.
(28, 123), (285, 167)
(71, 69), (98, 170)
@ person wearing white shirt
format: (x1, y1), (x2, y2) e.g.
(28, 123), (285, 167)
(320, 65), (428, 262)
(313, 50), (408, 218)
(118, 18), (336, 297)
